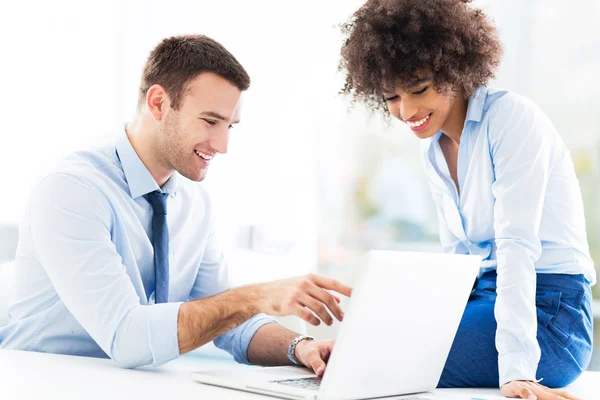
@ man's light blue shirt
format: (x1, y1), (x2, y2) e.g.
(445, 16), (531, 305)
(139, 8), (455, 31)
(421, 87), (596, 386)
(0, 132), (276, 367)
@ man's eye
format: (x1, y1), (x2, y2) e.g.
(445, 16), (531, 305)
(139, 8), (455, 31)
(413, 86), (429, 95)
(202, 119), (217, 126)
(228, 124), (233, 129)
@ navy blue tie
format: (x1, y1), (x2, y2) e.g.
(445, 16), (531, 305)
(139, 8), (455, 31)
(146, 191), (169, 303)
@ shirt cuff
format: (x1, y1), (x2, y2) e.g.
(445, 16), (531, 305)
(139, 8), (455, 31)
(148, 301), (183, 366)
(498, 352), (539, 387)
(236, 314), (278, 364)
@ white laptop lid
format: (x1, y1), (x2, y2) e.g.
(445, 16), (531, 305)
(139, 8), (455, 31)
(318, 250), (481, 400)
(193, 251), (481, 400)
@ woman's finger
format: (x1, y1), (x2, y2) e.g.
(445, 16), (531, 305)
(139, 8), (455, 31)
(501, 381), (536, 400)
(545, 388), (581, 400)
(526, 381), (576, 400)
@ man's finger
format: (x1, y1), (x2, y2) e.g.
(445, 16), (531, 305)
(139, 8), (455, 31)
(299, 295), (333, 325)
(294, 305), (320, 326)
(309, 355), (327, 377)
(320, 339), (335, 363)
(308, 285), (344, 321)
(309, 274), (353, 297)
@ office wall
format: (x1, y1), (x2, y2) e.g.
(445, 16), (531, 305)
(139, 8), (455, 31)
(1, 0), (598, 369)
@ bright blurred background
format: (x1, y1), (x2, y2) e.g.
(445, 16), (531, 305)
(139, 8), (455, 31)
(0, 0), (598, 369)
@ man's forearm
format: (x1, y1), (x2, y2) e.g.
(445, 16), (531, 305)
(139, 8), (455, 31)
(177, 286), (261, 355)
(247, 323), (300, 366)
(177, 273), (351, 360)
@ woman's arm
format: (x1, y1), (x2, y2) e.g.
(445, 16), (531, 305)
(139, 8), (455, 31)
(488, 93), (556, 387)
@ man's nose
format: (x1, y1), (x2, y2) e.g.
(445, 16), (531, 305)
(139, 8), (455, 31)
(210, 129), (229, 154)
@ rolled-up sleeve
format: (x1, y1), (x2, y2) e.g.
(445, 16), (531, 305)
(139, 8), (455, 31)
(488, 97), (555, 386)
(29, 173), (182, 368)
(213, 314), (278, 364)
(188, 216), (277, 364)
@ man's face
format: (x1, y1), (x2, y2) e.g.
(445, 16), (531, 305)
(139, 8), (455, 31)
(382, 80), (457, 139)
(157, 72), (242, 182)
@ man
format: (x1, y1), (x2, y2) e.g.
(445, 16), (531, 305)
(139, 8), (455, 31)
(0, 34), (351, 377)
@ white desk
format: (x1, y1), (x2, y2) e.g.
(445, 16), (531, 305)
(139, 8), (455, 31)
(1, 347), (598, 400)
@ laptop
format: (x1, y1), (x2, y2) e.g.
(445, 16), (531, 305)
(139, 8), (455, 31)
(193, 250), (481, 400)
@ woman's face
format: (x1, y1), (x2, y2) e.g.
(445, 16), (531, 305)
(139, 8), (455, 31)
(382, 80), (459, 139)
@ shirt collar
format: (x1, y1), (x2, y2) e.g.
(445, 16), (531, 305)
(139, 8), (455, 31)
(115, 129), (179, 199)
(422, 86), (489, 153)
(465, 86), (489, 123)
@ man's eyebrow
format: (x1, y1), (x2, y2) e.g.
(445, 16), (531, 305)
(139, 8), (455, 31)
(199, 111), (241, 124)
(199, 111), (227, 121)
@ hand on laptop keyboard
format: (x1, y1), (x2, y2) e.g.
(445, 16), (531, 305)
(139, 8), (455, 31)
(294, 338), (335, 376)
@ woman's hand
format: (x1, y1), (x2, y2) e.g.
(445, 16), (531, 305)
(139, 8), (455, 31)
(501, 380), (581, 400)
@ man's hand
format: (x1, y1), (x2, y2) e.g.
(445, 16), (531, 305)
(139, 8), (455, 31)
(501, 380), (581, 400)
(251, 274), (353, 326)
(294, 338), (335, 376)
(177, 273), (351, 356)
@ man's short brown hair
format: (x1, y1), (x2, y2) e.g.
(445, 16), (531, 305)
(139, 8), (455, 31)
(138, 34), (250, 110)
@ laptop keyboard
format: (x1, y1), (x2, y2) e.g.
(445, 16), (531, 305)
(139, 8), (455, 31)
(272, 377), (322, 390)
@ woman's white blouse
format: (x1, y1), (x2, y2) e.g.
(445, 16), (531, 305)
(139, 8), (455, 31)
(421, 86), (596, 386)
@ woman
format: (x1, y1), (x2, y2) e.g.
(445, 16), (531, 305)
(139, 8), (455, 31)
(339, 1), (595, 399)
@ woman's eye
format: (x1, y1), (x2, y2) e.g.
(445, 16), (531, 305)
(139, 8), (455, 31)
(384, 95), (399, 102)
(413, 86), (429, 95)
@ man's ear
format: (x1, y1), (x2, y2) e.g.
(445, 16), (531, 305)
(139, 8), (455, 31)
(145, 84), (170, 121)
